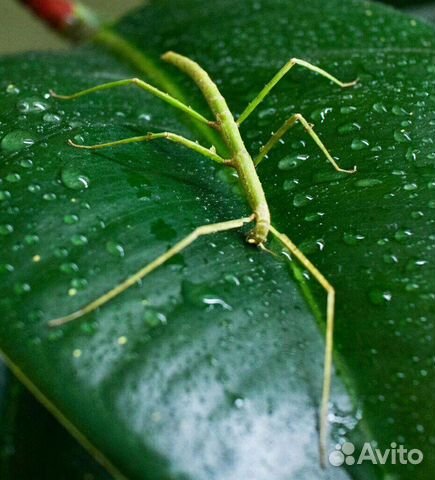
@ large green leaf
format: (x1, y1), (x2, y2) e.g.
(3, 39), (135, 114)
(1, 0), (434, 478)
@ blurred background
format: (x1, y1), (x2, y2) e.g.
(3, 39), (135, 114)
(0, 0), (142, 54)
(0, 0), (434, 55)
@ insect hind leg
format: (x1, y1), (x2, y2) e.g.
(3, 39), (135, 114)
(268, 224), (336, 467)
(49, 215), (254, 327)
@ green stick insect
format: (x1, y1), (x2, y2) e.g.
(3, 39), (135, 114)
(49, 51), (357, 465)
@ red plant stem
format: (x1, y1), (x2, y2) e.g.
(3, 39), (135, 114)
(19, 0), (100, 40)
(20, 0), (74, 29)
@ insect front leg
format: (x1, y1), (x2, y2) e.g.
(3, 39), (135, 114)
(51, 77), (213, 126)
(237, 58), (357, 125)
(254, 113), (356, 173)
(68, 131), (230, 165)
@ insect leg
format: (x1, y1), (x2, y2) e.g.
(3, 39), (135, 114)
(237, 59), (357, 125)
(49, 215), (255, 327)
(254, 113), (356, 173)
(268, 224), (335, 467)
(68, 131), (229, 165)
(51, 78), (213, 126)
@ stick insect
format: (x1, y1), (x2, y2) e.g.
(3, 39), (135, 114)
(49, 51), (357, 465)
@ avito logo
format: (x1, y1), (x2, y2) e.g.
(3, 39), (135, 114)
(329, 442), (423, 466)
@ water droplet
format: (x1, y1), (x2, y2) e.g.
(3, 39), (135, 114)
(183, 281), (232, 310)
(258, 107), (276, 120)
(43, 192), (57, 201)
(373, 103), (387, 113)
(392, 105), (409, 116)
(1, 130), (35, 152)
(60, 262), (79, 274)
(73, 134), (85, 144)
(304, 212), (324, 222)
(351, 138), (369, 150)
(5, 173), (21, 183)
(282, 179), (299, 191)
(138, 113), (152, 122)
(394, 130), (411, 143)
(311, 107), (333, 122)
(411, 211), (424, 219)
(6, 84), (19, 94)
(14, 282), (31, 295)
(405, 283), (419, 292)
(343, 232), (365, 245)
(18, 160), (33, 171)
(355, 178), (383, 188)
(299, 238), (324, 254)
(61, 166), (90, 190)
(394, 229), (412, 243)
(340, 106), (357, 114)
(70, 234), (88, 246)
(0, 191), (11, 201)
(70, 278), (88, 290)
(144, 310), (167, 328)
(17, 97), (49, 114)
(202, 296), (232, 309)
(0, 263), (14, 274)
(28, 184), (41, 193)
(54, 247), (69, 258)
(24, 234), (39, 245)
(369, 289), (392, 305)
(337, 122), (361, 135)
(405, 148), (418, 162)
(43, 113), (61, 124)
(405, 258), (427, 272)
(106, 240), (125, 257)
(224, 274), (240, 286)
(293, 193), (313, 207)
(0, 224), (14, 236)
(63, 214), (79, 225)
(383, 253), (399, 264)
(278, 153), (309, 170)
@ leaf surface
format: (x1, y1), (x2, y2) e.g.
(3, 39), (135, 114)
(0, 1), (434, 478)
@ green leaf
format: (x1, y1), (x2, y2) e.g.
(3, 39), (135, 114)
(1, 0), (434, 478)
